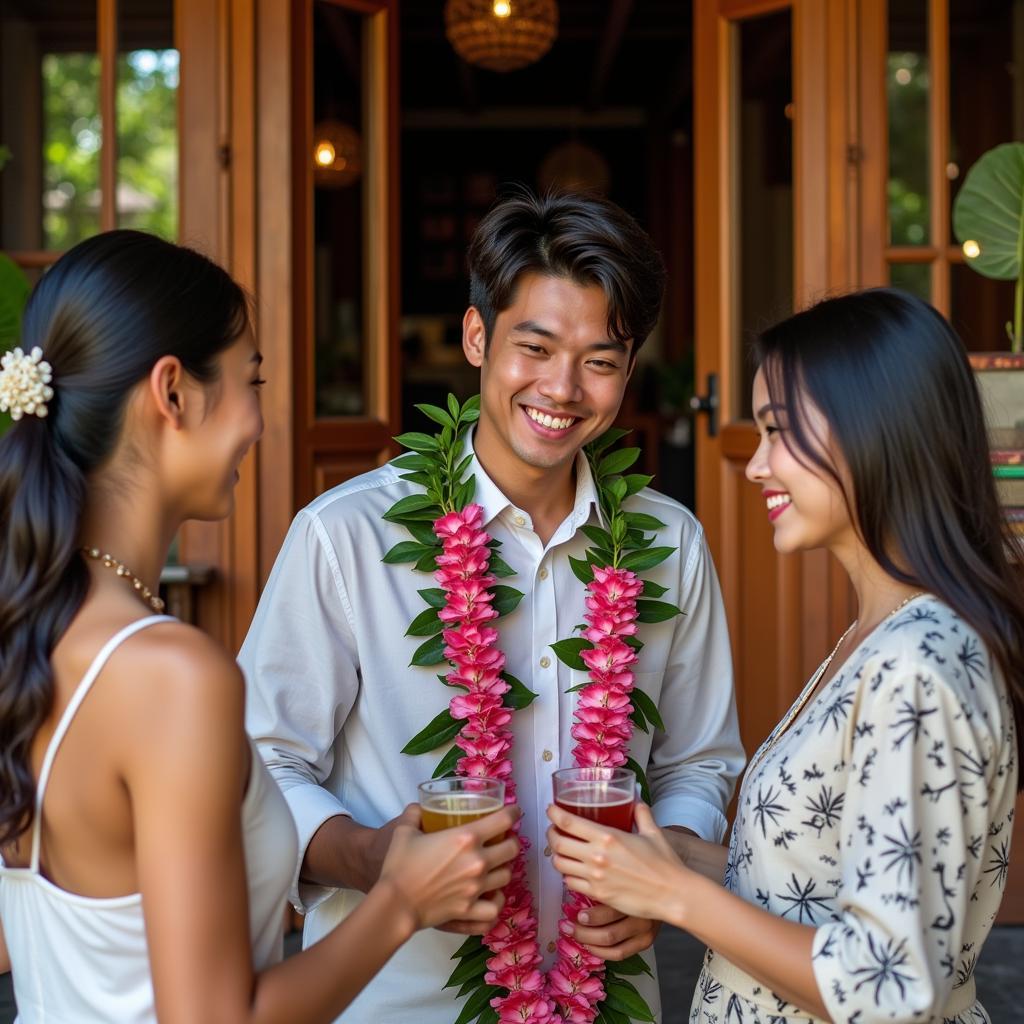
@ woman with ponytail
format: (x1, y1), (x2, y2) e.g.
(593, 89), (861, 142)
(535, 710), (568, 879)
(548, 289), (1024, 1023)
(0, 230), (518, 1023)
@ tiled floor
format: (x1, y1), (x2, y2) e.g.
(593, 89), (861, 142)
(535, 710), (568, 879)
(2, 924), (1020, 1021)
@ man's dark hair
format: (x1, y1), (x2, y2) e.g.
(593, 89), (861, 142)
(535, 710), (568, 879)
(467, 189), (666, 359)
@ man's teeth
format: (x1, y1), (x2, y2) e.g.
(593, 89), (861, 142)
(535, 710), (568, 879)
(766, 494), (791, 510)
(526, 407), (575, 430)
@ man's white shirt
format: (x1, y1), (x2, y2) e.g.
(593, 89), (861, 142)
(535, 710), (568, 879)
(240, 443), (744, 1023)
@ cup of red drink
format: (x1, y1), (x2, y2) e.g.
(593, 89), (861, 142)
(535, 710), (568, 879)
(552, 766), (636, 832)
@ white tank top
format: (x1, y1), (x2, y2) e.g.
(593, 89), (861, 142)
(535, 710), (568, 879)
(0, 615), (298, 1023)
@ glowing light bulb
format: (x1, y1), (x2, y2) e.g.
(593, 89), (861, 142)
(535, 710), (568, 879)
(962, 239), (981, 260)
(493, 0), (512, 17)
(315, 141), (335, 167)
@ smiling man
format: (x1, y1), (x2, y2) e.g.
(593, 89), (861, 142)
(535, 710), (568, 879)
(241, 190), (744, 1023)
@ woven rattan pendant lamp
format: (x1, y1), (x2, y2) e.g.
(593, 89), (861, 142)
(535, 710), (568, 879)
(444, 0), (559, 73)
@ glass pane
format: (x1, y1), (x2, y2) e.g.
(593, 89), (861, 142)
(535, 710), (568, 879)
(117, 0), (178, 238)
(950, 261), (1015, 352)
(734, 10), (793, 418)
(888, 0), (930, 246)
(889, 262), (931, 300)
(313, 1), (367, 418)
(0, 0), (100, 250)
(948, 1), (1018, 236)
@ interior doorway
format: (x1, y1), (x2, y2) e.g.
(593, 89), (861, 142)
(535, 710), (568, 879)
(395, 1), (698, 509)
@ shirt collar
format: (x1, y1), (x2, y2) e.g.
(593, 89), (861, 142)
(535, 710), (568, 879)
(466, 429), (603, 532)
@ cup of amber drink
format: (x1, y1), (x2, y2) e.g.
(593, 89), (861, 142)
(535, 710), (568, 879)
(552, 766), (636, 831)
(418, 777), (505, 835)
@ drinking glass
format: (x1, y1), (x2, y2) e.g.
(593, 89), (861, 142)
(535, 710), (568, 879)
(551, 766), (636, 831)
(418, 777), (505, 834)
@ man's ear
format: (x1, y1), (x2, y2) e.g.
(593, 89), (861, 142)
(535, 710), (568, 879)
(463, 307), (487, 368)
(148, 355), (187, 428)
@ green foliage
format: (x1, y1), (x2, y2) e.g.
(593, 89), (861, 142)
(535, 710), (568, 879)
(41, 49), (178, 249)
(0, 254), (31, 438)
(952, 142), (1024, 352)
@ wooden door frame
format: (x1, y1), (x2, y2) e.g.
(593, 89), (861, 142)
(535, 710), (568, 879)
(178, 0), (298, 651)
(292, 0), (401, 507)
(693, 0), (859, 729)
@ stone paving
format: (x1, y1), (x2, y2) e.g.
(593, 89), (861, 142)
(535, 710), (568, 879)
(2, 924), (1019, 1021)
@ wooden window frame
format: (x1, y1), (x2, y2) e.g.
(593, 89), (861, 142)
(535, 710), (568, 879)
(6, 0), (129, 275)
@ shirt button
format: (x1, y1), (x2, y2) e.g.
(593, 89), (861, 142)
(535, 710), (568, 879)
(539, 655), (551, 669)
(547, 940), (557, 953)
(513, 514), (526, 527)
(539, 567), (549, 580)
(544, 845), (552, 857)
(542, 749), (553, 762)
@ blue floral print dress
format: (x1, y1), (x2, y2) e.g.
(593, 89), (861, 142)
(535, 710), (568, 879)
(690, 596), (1017, 1023)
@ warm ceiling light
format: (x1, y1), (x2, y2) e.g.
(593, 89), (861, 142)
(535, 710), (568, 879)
(312, 121), (363, 187)
(962, 239), (981, 259)
(445, 0), (558, 73)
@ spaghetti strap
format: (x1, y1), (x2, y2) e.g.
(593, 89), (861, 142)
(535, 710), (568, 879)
(29, 614), (176, 872)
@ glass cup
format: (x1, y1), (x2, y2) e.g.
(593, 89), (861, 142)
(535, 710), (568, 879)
(552, 766), (636, 831)
(418, 777), (505, 835)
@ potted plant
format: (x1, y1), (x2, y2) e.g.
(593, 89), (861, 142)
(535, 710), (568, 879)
(952, 141), (1024, 517)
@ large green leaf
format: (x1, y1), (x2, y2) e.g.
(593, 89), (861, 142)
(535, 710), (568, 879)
(0, 253), (30, 349)
(953, 142), (1024, 281)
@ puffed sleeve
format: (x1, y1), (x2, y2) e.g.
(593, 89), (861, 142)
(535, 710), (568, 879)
(811, 659), (1002, 1023)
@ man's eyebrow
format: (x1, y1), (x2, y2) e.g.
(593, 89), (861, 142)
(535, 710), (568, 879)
(510, 322), (628, 355)
(511, 320), (557, 339)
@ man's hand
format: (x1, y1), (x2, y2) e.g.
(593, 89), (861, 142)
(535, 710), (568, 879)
(572, 902), (660, 960)
(301, 811), (411, 894)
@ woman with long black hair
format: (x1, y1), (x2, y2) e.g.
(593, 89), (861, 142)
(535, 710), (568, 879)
(0, 230), (519, 1023)
(548, 289), (1024, 1023)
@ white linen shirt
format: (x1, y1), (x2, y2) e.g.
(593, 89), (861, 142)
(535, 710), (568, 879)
(241, 444), (744, 1024)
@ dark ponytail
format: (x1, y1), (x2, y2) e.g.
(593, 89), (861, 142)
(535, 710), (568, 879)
(0, 230), (249, 845)
(756, 288), (1024, 786)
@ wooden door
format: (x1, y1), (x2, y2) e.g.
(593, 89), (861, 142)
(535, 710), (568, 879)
(293, 0), (401, 508)
(693, 0), (858, 759)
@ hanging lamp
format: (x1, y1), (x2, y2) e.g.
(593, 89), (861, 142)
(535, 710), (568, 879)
(444, 0), (559, 73)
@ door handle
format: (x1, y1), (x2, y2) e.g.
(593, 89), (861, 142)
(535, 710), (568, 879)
(689, 372), (719, 437)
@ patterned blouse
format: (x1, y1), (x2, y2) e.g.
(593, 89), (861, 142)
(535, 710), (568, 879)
(690, 595), (1018, 1023)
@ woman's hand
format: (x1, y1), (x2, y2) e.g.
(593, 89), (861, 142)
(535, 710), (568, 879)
(546, 802), (688, 925)
(378, 803), (520, 931)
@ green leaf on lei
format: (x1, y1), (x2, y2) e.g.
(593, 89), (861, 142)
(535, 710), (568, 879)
(640, 579), (668, 598)
(598, 447), (641, 476)
(606, 953), (654, 978)
(551, 637), (592, 671)
(415, 402), (456, 430)
(393, 431), (440, 452)
(409, 633), (447, 668)
(418, 587), (447, 608)
(603, 978), (656, 1021)
(619, 546), (674, 572)
(635, 598), (683, 623)
(382, 540), (434, 564)
(383, 493), (439, 520)
(623, 511), (667, 532)
(406, 606), (444, 637)
(621, 473), (653, 497)
(444, 943), (491, 987)
(491, 584), (525, 617)
(502, 672), (538, 710)
(401, 707), (461, 755)
(488, 552), (516, 578)
(453, 984), (501, 1024)
(624, 756), (651, 805)
(568, 554), (595, 584)
(432, 744), (462, 778)
(630, 687), (665, 732)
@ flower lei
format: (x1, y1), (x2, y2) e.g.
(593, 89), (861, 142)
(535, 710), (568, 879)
(383, 395), (681, 1024)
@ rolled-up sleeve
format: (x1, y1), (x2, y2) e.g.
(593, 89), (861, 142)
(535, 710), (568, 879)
(648, 524), (745, 842)
(239, 509), (361, 911)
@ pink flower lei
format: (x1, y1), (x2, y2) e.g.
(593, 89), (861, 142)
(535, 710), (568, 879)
(385, 397), (680, 1024)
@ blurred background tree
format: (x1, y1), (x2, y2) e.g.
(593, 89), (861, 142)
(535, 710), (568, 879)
(42, 48), (178, 248)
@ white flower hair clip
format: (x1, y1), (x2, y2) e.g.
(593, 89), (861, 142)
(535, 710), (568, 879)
(0, 346), (55, 420)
